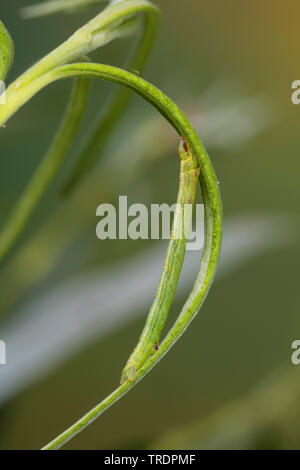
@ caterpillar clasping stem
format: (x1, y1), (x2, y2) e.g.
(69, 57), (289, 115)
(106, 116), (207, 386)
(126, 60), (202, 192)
(120, 137), (200, 384)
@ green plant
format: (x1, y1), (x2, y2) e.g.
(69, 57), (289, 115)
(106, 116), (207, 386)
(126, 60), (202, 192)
(0, 0), (222, 450)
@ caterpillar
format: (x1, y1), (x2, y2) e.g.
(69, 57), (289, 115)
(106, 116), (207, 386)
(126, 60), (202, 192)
(121, 137), (200, 383)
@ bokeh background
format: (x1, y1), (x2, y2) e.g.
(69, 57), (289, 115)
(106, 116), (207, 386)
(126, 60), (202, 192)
(0, 0), (299, 450)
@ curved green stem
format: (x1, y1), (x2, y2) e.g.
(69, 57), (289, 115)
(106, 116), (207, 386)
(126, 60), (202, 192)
(1, 62), (222, 449)
(0, 76), (90, 262)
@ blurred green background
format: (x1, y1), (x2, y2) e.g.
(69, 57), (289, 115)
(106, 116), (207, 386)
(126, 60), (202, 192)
(0, 0), (299, 450)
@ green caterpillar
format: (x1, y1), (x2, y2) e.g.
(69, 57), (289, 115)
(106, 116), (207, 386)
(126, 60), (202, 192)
(0, 19), (14, 82)
(121, 138), (200, 383)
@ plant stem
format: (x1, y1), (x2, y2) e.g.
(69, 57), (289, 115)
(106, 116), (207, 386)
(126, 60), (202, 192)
(22, 0), (107, 19)
(2, 62), (222, 449)
(0, 0), (158, 261)
(61, 1), (159, 194)
(11, 0), (158, 90)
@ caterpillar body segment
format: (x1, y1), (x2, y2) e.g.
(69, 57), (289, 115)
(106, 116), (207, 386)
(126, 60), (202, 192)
(121, 138), (200, 383)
